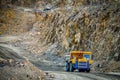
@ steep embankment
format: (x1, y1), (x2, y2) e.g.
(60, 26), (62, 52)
(0, 44), (45, 80)
(0, 36), (45, 80)
(31, 1), (120, 72)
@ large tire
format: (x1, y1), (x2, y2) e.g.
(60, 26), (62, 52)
(69, 63), (74, 72)
(86, 69), (90, 73)
(66, 63), (69, 72)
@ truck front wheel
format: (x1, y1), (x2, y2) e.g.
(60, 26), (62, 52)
(69, 63), (74, 72)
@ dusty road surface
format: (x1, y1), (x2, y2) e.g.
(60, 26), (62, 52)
(44, 71), (120, 80)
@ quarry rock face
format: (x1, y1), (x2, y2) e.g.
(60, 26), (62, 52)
(34, 1), (120, 72)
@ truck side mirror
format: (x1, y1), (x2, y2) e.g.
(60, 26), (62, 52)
(92, 55), (94, 60)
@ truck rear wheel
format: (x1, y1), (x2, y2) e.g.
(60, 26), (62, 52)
(86, 69), (90, 73)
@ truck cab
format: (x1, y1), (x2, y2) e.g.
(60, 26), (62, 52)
(65, 51), (93, 72)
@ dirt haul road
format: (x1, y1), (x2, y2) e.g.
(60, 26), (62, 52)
(0, 42), (120, 80)
(44, 71), (120, 80)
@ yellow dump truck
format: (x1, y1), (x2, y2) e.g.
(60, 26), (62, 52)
(65, 51), (93, 72)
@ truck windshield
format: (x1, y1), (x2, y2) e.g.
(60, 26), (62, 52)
(84, 54), (90, 60)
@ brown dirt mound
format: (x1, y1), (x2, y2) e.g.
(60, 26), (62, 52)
(0, 59), (45, 80)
